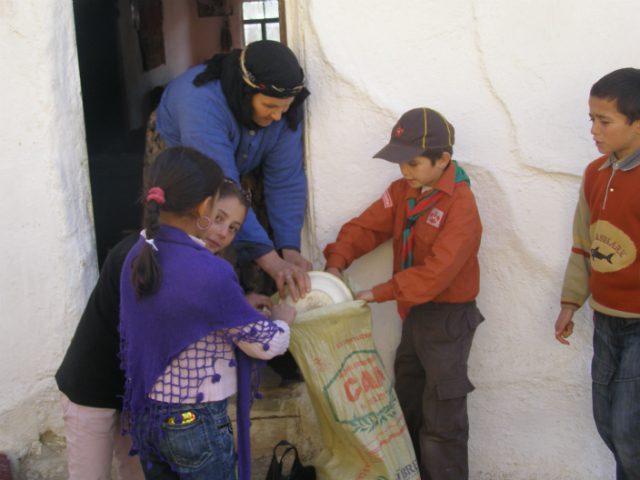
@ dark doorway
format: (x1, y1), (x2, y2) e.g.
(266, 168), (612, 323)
(73, 0), (300, 381)
(73, 0), (145, 269)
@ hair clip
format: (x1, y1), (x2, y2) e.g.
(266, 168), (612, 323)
(145, 238), (158, 251)
(242, 187), (252, 203)
(146, 187), (166, 205)
(224, 178), (252, 203)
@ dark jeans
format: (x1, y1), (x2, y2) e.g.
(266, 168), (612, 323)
(139, 398), (236, 480)
(592, 311), (640, 480)
(394, 301), (483, 480)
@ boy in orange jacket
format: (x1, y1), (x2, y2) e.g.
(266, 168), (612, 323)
(324, 108), (484, 480)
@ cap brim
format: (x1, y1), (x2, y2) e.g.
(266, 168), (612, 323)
(373, 143), (427, 164)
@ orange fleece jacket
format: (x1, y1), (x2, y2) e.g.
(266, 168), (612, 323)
(324, 163), (482, 309)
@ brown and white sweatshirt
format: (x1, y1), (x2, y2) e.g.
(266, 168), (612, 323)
(561, 148), (640, 317)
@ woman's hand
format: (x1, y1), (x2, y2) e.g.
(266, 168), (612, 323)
(271, 304), (296, 327)
(554, 308), (575, 345)
(244, 292), (272, 318)
(356, 290), (375, 303)
(256, 251), (311, 302)
(282, 249), (313, 272)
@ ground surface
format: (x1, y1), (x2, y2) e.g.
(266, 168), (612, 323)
(11, 382), (320, 480)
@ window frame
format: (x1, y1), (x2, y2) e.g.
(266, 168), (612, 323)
(241, 0), (287, 45)
(243, 17), (279, 43)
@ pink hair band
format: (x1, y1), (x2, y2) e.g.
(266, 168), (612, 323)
(146, 187), (166, 205)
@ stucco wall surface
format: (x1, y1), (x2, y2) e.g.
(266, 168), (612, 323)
(0, 0), (97, 463)
(0, 0), (638, 478)
(291, 0), (639, 478)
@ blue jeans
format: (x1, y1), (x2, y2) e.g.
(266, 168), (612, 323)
(592, 311), (640, 480)
(138, 399), (236, 480)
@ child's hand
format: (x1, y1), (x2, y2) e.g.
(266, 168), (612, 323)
(554, 308), (575, 345)
(325, 267), (342, 280)
(271, 304), (297, 327)
(244, 293), (273, 317)
(356, 290), (375, 303)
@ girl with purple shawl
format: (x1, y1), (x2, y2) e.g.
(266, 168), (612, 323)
(119, 147), (296, 480)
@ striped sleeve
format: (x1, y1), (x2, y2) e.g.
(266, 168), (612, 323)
(560, 179), (592, 310)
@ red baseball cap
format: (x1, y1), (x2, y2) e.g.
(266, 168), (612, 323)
(374, 108), (455, 164)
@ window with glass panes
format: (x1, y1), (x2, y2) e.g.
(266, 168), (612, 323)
(242, 1), (280, 44)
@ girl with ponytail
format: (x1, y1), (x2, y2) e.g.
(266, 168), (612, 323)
(120, 147), (296, 480)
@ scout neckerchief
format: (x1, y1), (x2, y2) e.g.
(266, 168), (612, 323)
(398, 160), (470, 320)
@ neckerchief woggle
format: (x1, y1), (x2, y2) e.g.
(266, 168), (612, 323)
(398, 160), (470, 320)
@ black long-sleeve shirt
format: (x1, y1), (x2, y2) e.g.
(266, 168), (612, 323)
(55, 233), (138, 410)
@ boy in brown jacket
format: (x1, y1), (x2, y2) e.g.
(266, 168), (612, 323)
(324, 108), (484, 480)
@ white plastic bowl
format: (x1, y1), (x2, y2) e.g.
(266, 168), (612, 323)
(279, 271), (354, 313)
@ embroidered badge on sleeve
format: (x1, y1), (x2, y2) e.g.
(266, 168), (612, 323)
(382, 190), (393, 209)
(426, 208), (444, 228)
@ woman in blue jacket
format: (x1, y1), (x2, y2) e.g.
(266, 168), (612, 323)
(151, 40), (312, 301)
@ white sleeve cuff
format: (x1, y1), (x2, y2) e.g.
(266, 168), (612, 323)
(236, 320), (290, 360)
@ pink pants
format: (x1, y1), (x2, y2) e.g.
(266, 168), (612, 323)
(60, 393), (144, 480)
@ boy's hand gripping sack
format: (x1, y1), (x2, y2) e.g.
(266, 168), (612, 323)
(283, 277), (420, 480)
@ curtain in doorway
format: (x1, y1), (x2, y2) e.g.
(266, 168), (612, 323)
(136, 0), (165, 71)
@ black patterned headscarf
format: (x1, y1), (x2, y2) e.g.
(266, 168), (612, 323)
(193, 40), (310, 131)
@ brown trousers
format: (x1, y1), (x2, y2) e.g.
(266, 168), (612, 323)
(394, 301), (484, 480)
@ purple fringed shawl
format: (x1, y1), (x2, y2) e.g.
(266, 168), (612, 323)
(119, 225), (280, 479)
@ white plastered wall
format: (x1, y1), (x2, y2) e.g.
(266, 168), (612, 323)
(289, 0), (638, 478)
(0, 0), (637, 477)
(0, 0), (97, 462)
